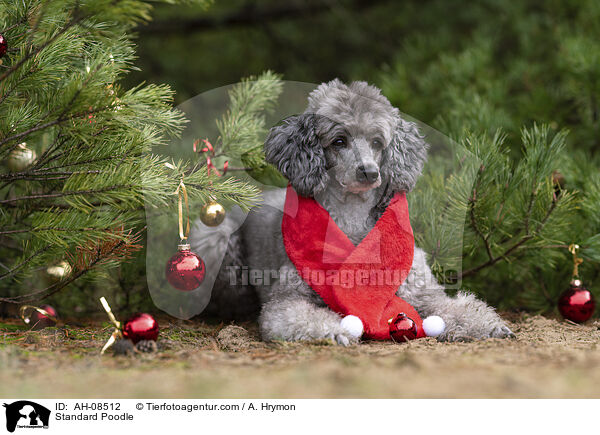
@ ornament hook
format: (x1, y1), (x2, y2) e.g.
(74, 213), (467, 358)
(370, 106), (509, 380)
(568, 244), (583, 286)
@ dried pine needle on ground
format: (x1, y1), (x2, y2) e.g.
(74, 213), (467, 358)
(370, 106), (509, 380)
(1, 315), (600, 398)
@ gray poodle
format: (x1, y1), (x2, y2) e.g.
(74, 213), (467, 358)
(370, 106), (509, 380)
(190, 79), (514, 344)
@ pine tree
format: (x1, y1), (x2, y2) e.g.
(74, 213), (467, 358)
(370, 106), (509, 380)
(3, 0), (599, 317)
(0, 0), (281, 309)
(377, 1), (600, 313)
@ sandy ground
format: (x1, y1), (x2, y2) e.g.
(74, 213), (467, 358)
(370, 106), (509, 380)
(1, 314), (600, 398)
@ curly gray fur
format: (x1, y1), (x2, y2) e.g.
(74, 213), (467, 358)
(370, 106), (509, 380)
(264, 114), (329, 197)
(190, 79), (514, 345)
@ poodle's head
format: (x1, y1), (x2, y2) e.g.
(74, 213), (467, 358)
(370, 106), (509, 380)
(264, 79), (428, 198)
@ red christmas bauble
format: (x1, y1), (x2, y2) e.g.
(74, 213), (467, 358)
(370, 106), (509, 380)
(122, 313), (159, 344)
(165, 244), (205, 291)
(558, 284), (595, 323)
(0, 34), (6, 58)
(389, 312), (418, 342)
(30, 304), (58, 330)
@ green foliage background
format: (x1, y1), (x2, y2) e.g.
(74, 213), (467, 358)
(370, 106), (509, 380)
(125, 0), (600, 314)
(2, 0), (600, 317)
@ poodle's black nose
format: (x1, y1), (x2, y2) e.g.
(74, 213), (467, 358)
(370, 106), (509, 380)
(356, 164), (380, 183)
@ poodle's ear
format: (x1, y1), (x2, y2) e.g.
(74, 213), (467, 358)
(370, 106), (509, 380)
(264, 113), (328, 197)
(380, 116), (429, 194)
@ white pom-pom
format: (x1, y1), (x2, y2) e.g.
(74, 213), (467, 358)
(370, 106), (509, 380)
(340, 315), (364, 338)
(422, 315), (445, 337)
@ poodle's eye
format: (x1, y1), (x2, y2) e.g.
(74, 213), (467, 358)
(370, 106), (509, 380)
(372, 138), (384, 149)
(331, 136), (347, 148)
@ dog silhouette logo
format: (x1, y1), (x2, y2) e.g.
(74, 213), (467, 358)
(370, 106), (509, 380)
(3, 401), (50, 432)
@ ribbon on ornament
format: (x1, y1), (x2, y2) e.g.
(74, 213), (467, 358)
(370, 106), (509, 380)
(569, 243), (584, 283)
(99, 297), (123, 354)
(281, 185), (425, 340)
(174, 179), (190, 242)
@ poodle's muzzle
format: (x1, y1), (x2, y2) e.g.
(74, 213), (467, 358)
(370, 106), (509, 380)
(356, 163), (379, 184)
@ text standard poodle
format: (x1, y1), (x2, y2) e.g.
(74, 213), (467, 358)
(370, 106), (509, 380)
(190, 79), (514, 344)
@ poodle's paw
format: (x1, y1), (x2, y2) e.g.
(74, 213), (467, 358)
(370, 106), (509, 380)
(259, 303), (360, 345)
(438, 317), (515, 342)
(489, 324), (515, 339)
(431, 291), (516, 342)
(327, 331), (358, 347)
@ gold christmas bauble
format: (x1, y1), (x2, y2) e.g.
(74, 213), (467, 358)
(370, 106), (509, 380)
(200, 200), (226, 227)
(7, 143), (36, 171)
(44, 261), (72, 282)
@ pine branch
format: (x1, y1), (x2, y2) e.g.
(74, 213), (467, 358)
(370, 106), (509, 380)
(1, 20), (28, 34)
(0, 0), (279, 303)
(29, 133), (70, 170)
(0, 10), (84, 83)
(0, 105), (116, 150)
(456, 191), (561, 279)
(0, 170), (102, 181)
(0, 227), (117, 236)
(40, 150), (137, 172)
(0, 227), (145, 303)
(0, 69), (36, 106)
(0, 185), (133, 204)
(468, 165), (494, 261)
(215, 71), (282, 159)
(0, 245), (53, 281)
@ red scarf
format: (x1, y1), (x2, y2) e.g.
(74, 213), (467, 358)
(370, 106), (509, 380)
(282, 185), (425, 340)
